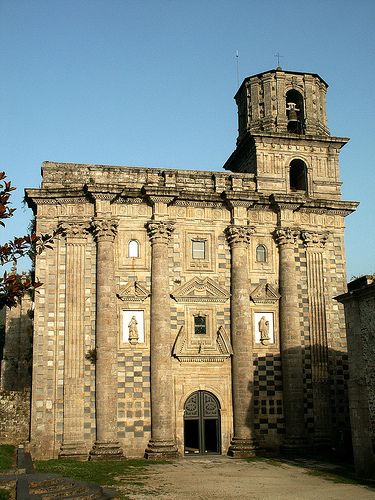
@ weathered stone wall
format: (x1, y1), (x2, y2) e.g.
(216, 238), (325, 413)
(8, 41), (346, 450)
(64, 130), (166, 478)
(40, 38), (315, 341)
(336, 277), (375, 478)
(0, 293), (33, 391)
(0, 390), (30, 443)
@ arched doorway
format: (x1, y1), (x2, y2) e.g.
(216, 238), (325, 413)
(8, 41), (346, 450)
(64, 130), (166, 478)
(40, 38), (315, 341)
(184, 391), (221, 455)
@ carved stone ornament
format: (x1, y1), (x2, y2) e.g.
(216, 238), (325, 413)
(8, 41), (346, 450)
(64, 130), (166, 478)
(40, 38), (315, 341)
(225, 225), (255, 246)
(91, 218), (118, 242)
(301, 231), (329, 248)
(273, 227), (299, 247)
(117, 281), (151, 302)
(58, 220), (89, 238)
(128, 315), (139, 345)
(171, 277), (229, 303)
(172, 325), (233, 362)
(250, 282), (281, 304)
(145, 220), (174, 244)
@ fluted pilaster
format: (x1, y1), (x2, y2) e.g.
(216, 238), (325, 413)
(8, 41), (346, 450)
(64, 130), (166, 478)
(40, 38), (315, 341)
(145, 221), (179, 459)
(301, 231), (331, 447)
(59, 221), (89, 459)
(225, 224), (257, 458)
(274, 228), (306, 450)
(89, 218), (123, 460)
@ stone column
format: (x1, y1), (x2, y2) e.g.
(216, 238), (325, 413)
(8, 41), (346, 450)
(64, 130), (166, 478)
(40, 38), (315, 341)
(274, 228), (306, 450)
(301, 231), (331, 447)
(144, 220), (179, 459)
(89, 218), (123, 460)
(60, 221), (89, 459)
(225, 225), (257, 457)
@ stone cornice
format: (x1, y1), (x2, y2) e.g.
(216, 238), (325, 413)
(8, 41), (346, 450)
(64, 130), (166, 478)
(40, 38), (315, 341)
(117, 281), (151, 302)
(171, 277), (229, 303)
(24, 188), (88, 210)
(250, 131), (350, 147)
(270, 194), (358, 217)
(250, 282), (281, 304)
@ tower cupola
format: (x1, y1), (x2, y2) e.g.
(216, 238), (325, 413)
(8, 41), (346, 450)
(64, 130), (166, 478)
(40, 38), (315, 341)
(235, 68), (330, 139)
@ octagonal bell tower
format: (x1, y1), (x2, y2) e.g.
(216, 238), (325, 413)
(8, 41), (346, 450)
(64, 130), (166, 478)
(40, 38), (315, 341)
(224, 68), (347, 200)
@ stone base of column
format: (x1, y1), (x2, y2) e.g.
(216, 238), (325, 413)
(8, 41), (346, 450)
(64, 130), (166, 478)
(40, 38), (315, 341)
(59, 442), (88, 460)
(227, 437), (258, 458)
(89, 441), (124, 461)
(144, 439), (179, 460)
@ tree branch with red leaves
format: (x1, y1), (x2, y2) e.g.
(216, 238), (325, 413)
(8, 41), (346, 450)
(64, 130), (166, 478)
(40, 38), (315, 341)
(0, 172), (58, 309)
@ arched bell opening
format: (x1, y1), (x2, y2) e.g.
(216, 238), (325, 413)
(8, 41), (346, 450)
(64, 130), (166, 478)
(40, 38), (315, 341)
(183, 390), (221, 455)
(286, 89), (305, 134)
(289, 159), (308, 192)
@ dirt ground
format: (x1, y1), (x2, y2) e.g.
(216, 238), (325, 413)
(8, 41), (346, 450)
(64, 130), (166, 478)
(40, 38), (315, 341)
(116, 456), (375, 500)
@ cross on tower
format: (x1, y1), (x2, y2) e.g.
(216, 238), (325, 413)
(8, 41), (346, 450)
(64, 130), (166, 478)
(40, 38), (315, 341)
(274, 52), (283, 68)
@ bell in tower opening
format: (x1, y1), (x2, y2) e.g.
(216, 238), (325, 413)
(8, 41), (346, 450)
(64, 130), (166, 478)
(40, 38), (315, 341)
(286, 89), (305, 134)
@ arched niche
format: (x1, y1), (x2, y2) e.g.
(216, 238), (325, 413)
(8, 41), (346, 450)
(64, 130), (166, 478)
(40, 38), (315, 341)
(286, 89), (305, 134)
(289, 159), (308, 192)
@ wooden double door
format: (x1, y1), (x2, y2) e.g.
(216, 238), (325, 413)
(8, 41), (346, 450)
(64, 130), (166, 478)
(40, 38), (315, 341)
(183, 390), (221, 455)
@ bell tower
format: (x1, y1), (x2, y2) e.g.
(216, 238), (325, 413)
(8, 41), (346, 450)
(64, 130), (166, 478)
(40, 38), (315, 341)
(224, 68), (347, 200)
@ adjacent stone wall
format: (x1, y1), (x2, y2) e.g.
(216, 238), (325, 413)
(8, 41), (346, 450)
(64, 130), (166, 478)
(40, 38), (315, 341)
(0, 390), (30, 443)
(336, 276), (375, 479)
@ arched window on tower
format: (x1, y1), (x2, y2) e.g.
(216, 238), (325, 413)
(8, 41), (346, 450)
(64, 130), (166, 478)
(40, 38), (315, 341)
(128, 240), (140, 258)
(256, 244), (267, 263)
(289, 159), (308, 192)
(286, 89), (305, 134)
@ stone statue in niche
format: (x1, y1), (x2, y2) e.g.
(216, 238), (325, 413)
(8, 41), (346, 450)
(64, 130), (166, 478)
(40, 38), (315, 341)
(258, 315), (270, 345)
(128, 316), (139, 345)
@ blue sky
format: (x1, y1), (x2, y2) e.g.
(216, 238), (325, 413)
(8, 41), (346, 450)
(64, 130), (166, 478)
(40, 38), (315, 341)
(1, 0), (374, 278)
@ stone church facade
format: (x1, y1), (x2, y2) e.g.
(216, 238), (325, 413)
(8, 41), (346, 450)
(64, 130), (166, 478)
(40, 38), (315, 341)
(25, 68), (358, 460)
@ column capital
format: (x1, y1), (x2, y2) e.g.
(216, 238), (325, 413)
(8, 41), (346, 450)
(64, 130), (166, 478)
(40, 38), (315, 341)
(225, 225), (255, 247)
(91, 218), (118, 242)
(273, 227), (299, 247)
(59, 220), (90, 240)
(146, 220), (174, 244)
(301, 231), (329, 249)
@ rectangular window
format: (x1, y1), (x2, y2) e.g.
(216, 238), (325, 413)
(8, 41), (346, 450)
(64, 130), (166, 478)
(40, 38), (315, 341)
(192, 240), (206, 260)
(194, 315), (207, 335)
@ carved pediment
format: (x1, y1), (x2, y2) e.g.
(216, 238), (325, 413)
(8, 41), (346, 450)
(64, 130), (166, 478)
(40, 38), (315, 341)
(171, 277), (229, 303)
(250, 282), (280, 304)
(172, 325), (233, 362)
(117, 281), (150, 302)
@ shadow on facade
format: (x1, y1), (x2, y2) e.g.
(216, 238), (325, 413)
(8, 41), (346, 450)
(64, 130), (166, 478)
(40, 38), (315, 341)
(0, 310), (32, 444)
(245, 344), (352, 460)
(0, 311), (33, 391)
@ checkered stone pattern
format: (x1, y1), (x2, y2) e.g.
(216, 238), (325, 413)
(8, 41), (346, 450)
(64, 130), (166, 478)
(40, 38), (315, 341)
(84, 242), (97, 443)
(117, 351), (151, 447)
(253, 353), (284, 440)
(325, 233), (350, 435)
(54, 242), (66, 445)
(294, 241), (315, 433)
(218, 233), (231, 331)
(171, 228), (183, 287)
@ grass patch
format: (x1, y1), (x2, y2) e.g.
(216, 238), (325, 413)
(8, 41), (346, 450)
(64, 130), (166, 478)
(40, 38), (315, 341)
(306, 468), (375, 489)
(34, 458), (155, 488)
(0, 490), (10, 500)
(0, 445), (15, 471)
